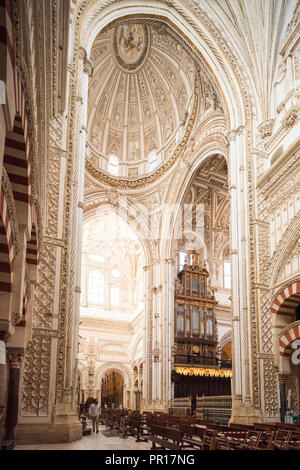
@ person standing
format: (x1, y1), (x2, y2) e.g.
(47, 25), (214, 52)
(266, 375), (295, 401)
(89, 399), (100, 433)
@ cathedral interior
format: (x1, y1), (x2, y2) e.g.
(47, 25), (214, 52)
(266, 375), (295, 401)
(0, 0), (300, 451)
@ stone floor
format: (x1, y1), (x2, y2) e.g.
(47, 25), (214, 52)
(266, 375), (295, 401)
(15, 424), (152, 451)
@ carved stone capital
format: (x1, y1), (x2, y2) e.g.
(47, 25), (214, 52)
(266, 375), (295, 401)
(7, 351), (25, 369)
(278, 373), (289, 383)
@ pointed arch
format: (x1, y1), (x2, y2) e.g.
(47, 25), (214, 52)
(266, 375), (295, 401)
(83, 192), (156, 265)
(95, 362), (132, 390)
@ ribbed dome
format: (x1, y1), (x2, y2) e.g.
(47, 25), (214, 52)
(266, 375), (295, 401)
(87, 22), (196, 178)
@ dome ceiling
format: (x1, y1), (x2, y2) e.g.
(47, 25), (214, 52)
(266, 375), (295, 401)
(87, 22), (196, 179)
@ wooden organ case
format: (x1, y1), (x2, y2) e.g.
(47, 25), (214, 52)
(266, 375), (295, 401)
(172, 251), (231, 400)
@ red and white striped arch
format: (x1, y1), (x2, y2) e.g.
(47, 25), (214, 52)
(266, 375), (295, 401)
(0, 183), (15, 293)
(271, 282), (300, 316)
(4, 73), (31, 208)
(279, 324), (300, 356)
(1, 0), (33, 213)
(0, 0), (40, 322)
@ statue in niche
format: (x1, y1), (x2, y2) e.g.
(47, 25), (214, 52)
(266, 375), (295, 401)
(117, 24), (145, 64)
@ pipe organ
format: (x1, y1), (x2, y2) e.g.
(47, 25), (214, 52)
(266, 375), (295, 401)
(172, 251), (231, 402)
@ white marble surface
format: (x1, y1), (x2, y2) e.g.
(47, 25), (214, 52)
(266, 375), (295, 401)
(15, 425), (152, 451)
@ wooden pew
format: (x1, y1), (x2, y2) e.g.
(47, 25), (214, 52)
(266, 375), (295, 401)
(180, 424), (205, 449)
(201, 428), (217, 450)
(271, 429), (292, 450)
(148, 425), (184, 450)
(124, 412), (146, 442)
(213, 436), (232, 450)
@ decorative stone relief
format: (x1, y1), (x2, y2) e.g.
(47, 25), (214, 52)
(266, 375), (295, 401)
(263, 359), (279, 417)
(45, 153), (61, 238)
(21, 335), (51, 417)
(32, 244), (57, 329)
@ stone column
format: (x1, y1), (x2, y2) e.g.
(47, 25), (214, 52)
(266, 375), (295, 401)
(166, 258), (175, 407)
(228, 126), (263, 424)
(66, 47), (92, 400)
(227, 128), (242, 404)
(16, 45), (92, 445)
(279, 374), (288, 423)
(152, 287), (158, 401)
(3, 349), (24, 448)
(142, 265), (150, 403)
(0, 338), (7, 449)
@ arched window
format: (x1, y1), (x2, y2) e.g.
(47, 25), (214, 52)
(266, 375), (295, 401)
(147, 150), (157, 173)
(88, 270), (104, 304)
(108, 154), (119, 176)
